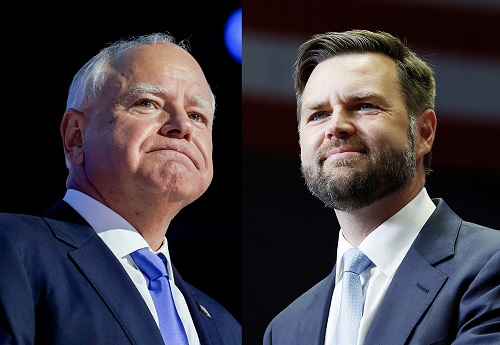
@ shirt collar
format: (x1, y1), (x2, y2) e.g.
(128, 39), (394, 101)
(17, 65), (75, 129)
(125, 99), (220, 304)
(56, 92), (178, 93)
(336, 187), (436, 280)
(63, 189), (174, 277)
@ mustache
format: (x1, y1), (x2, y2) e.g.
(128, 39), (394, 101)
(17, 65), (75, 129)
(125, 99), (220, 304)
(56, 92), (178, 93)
(317, 137), (369, 163)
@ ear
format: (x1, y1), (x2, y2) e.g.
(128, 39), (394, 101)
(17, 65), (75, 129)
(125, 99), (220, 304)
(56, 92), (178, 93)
(415, 109), (437, 160)
(61, 108), (85, 165)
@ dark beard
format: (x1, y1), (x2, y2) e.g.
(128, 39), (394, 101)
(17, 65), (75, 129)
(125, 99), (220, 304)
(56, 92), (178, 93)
(301, 140), (416, 211)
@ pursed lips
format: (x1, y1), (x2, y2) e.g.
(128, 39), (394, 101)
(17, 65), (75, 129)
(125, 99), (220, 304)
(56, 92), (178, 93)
(324, 146), (366, 160)
(150, 146), (200, 170)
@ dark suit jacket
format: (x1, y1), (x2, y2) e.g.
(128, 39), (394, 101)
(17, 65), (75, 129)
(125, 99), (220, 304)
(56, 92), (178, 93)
(0, 200), (241, 345)
(264, 198), (500, 345)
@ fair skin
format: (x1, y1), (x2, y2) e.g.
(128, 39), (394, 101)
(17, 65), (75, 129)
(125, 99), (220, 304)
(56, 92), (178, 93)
(60, 43), (215, 251)
(299, 53), (436, 246)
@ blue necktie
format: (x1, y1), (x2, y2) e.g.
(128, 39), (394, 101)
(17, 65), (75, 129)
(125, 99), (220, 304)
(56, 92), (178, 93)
(131, 248), (189, 345)
(333, 247), (372, 345)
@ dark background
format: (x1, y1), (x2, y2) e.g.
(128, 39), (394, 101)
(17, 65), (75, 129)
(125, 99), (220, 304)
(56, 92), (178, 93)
(243, 0), (500, 344)
(1, 4), (242, 324)
(3, 2), (500, 343)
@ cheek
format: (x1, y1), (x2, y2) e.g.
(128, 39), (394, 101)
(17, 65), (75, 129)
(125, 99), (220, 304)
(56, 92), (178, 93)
(84, 126), (116, 161)
(386, 126), (410, 148)
(118, 120), (156, 150)
(358, 119), (408, 150)
(299, 129), (321, 163)
(199, 133), (213, 160)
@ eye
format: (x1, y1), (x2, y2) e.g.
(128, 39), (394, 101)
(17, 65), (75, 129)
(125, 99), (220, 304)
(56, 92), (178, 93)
(355, 103), (378, 111)
(137, 100), (155, 108)
(189, 112), (209, 125)
(310, 112), (330, 122)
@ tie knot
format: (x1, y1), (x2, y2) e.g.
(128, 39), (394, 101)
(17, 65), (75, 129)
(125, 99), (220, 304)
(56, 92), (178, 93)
(342, 248), (371, 275)
(131, 248), (168, 281)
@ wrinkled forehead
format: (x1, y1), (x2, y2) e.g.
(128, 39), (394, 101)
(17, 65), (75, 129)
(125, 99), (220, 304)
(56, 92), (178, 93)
(113, 43), (212, 91)
(104, 43), (214, 110)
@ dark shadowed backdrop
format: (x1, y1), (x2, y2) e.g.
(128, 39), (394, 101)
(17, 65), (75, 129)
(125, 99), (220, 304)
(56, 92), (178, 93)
(243, 0), (500, 344)
(1, 3), (242, 323)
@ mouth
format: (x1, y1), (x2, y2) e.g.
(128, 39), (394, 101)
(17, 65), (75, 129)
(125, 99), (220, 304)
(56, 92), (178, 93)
(150, 148), (200, 170)
(323, 146), (367, 162)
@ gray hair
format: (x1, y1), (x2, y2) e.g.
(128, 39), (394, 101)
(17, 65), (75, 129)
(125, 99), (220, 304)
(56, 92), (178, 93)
(63, 33), (215, 169)
(66, 33), (208, 112)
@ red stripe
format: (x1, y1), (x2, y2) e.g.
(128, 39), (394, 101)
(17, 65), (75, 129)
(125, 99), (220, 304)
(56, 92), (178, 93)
(243, 0), (500, 60)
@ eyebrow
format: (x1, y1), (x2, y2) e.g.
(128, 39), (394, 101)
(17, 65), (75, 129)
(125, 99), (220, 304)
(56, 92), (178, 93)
(301, 100), (329, 112)
(302, 91), (385, 111)
(128, 83), (165, 96)
(191, 94), (215, 117)
(128, 82), (215, 116)
(347, 91), (384, 102)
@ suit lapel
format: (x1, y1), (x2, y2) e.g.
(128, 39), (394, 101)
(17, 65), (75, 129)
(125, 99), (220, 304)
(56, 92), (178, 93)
(306, 273), (337, 345)
(172, 266), (223, 345)
(43, 202), (164, 345)
(291, 269), (337, 345)
(43, 199), (247, 344)
(364, 248), (448, 344)
(70, 235), (164, 345)
(365, 199), (459, 345)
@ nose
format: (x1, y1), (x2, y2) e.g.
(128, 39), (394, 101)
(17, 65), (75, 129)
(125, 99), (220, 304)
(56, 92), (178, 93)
(159, 105), (193, 141)
(325, 108), (355, 140)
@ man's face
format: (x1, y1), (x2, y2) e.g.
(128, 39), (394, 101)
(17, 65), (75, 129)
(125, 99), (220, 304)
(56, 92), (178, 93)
(298, 52), (416, 211)
(82, 43), (214, 208)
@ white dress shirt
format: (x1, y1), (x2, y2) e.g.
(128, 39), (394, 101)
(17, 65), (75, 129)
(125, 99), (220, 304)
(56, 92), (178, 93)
(324, 187), (436, 345)
(63, 189), (200, 345)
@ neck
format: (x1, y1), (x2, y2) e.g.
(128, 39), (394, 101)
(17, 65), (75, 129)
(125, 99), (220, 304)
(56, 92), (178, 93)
(113, 201), (179, 251)
(335, 179), (424, 247)
(76, 186), (180, 251)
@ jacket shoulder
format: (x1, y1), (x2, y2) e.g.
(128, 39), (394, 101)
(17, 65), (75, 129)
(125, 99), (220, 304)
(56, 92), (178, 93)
(265, 273), (333, 344)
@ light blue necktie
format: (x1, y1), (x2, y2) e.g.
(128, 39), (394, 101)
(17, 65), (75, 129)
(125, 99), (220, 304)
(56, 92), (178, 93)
(131, 249), (189, 345)
(333, 247), (372, 345)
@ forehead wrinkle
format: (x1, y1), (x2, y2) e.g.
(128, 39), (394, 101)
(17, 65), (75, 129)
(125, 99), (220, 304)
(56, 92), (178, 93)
(157, 63), (207, 91)
(160, 65), (215, 116)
